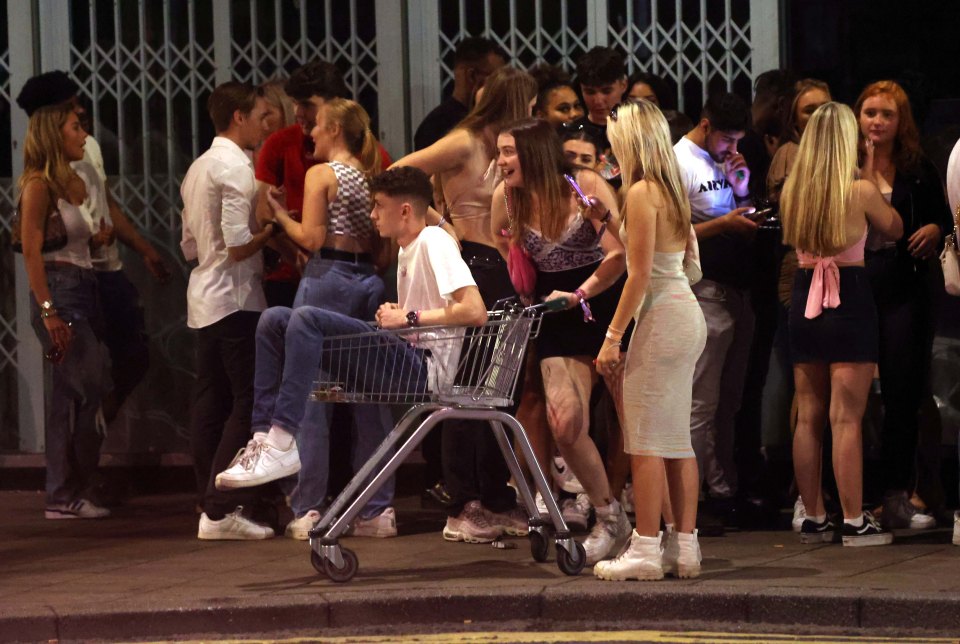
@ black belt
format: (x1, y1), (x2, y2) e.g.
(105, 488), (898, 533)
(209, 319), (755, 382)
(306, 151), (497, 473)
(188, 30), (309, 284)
(318, 247), (373, 264)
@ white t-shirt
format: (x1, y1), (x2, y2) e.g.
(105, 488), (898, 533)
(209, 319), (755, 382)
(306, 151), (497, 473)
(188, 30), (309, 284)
(396, 225), (477, 391)
(180, 136), (266, 329)
(674, 136), (749, 287)
(72, 136), (123, 272)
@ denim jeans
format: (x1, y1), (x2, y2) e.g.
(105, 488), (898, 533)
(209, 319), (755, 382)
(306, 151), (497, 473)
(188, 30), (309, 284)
(258, 258), (396, 518)
(30, 264), (111, 505)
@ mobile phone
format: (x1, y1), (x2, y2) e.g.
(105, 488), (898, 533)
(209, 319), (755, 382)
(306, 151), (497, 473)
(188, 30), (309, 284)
(752, 206), (775, 219)
(564, 174), (589, 204)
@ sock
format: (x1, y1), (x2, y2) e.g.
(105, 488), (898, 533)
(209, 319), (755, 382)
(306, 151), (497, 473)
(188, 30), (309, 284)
(844, 514), (865, 528)
(266, 425), (295, 450)
(809, 514), (826, 524)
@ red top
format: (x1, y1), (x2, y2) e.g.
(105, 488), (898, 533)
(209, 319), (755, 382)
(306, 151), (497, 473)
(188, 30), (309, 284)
(255, 125), (393, 282)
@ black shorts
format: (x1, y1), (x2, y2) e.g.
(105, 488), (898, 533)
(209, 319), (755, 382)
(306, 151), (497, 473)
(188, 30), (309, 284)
(789, 266), (878, 364)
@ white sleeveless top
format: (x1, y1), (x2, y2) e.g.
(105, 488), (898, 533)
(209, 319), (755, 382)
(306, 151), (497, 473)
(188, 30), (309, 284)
(42, 197), (94, 269)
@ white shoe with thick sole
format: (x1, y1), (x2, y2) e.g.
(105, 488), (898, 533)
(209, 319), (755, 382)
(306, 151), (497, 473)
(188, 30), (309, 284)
(285, 509), (321, 540)
(594, 530), (664, 581)
(662, 528), (701, 578)
(582, 501), (631, 566)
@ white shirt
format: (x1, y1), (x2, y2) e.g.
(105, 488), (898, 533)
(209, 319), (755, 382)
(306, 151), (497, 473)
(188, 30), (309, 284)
(72, 136), (124, 272)
(674, 136), (736, 222)
(180, 136), (266, 329)
(947, 137), (960, 218)
(397, 225), (477, 391)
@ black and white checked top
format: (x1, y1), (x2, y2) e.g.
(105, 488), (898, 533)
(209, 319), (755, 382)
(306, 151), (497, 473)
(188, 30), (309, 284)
(327, 161), (375, 240)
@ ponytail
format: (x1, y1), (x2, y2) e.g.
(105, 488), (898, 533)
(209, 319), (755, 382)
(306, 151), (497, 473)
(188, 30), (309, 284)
(359, 128), (381, 178)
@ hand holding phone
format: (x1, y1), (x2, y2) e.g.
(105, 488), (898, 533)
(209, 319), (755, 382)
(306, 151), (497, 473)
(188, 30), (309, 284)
(564, 174), (590, 205)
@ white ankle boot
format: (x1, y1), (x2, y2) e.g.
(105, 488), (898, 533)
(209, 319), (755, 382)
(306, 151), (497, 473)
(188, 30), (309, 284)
(662, 528), (701, 578)
(594, 530), (663, 581)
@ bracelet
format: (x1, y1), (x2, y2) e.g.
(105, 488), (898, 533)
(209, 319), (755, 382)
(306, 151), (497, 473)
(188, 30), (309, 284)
(604, 329), (623, 342)
(573, 288), (594, 323)
(600, 210), (612, 224)
(607, 324), (625, 336)
(437, 216), (448, 228)
(41, 308), (58, 319)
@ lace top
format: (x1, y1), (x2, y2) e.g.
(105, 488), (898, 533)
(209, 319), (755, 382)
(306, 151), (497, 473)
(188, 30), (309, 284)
(523, 213), (604, 272)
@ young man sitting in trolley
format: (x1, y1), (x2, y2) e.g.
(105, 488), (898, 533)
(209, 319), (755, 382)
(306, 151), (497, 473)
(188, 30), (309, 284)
(215, 166), (488, 537)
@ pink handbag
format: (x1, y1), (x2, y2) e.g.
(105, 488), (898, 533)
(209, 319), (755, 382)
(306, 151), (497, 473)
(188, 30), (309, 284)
(502, 189), (536, 299)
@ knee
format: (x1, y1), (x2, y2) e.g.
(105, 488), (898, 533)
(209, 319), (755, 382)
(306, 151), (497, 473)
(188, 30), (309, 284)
(258, 307), (292, 335)
(549, 409), (585, 448)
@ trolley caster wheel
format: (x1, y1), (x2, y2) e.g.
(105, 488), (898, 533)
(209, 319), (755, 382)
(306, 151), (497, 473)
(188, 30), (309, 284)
(529, 530), (549, 563)
(323, 547), (359, 583)
(556, 541), (586, 576)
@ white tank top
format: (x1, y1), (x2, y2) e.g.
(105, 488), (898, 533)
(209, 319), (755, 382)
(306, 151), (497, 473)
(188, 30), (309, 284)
(42, 198), (94, 269)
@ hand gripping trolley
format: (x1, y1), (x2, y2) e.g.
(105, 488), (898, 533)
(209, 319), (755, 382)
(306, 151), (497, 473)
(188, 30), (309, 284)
(306, 300), (586, 582)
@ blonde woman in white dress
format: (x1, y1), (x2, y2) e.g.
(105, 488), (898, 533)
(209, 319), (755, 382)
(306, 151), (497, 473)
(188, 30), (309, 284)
(594, 100), (707, 580)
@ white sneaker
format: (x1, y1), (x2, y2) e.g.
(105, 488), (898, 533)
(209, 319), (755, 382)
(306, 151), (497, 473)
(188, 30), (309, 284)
(285, 509), (321, 540)
(594, 530), (663, 581)
(198, 506), (274, 540)
(45, 498), (110, 520)
(346, 507), (398, 538)
(953, 511), (960, 546)
(582, 501), (631, 566)
(662, 528), (701, 578)
(215, 438), (300, 490)
(792, 497), (807, 533)
(552, 455), (584, 494)
(881, 491), (935, 531)
(561, 493), (591, 532)
(620, 483), (634, 514)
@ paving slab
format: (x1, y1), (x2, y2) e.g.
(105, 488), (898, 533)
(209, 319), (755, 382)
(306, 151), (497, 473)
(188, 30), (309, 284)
(0, 491), (958, 641)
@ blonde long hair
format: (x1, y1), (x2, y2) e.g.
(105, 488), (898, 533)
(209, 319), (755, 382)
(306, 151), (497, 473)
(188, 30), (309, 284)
(322, 98), (381, 178)
(18, 102), (77, 198)
(781, 102), (857, 255)
(606, 100), (690, 241)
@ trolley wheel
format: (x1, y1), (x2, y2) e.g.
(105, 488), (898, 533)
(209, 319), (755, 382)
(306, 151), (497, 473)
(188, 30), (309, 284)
(323, 547), (359, 583)
(556, 541), (586, 576)
(529, 530), (549, 562)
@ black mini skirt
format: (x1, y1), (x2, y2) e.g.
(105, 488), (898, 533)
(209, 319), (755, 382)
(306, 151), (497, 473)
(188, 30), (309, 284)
(789, 265), (878, 364)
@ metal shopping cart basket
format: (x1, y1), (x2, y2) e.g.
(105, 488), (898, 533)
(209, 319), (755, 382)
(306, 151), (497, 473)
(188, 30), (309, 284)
(306, 299), (585, 582)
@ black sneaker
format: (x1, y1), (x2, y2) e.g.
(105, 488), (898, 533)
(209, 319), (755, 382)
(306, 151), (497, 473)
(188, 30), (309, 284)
(841, 511), (893, 547)
(799, 516), (839, 544)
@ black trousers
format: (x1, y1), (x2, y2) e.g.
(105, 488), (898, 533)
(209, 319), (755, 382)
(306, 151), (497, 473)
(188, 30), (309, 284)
(442, 242), (519, 516)
(866, 251), (936, 493)
(190, 310), (262, 518)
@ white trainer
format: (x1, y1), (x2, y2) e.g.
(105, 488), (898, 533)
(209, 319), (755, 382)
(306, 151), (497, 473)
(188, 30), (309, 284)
(346, 507), (398, 538)
(582, 500), (631, 566)
(215, 438), (300, 490)
(594, 530), (663, 581)
(792, 497), (807, 533)
(662, 528), (701, 578)
(285, 509), (321, 540)
(534, 491), (551, 519)
(552, 455), (584, 494)
(45, 498), (110, 520)
(198, 506), (274, 540)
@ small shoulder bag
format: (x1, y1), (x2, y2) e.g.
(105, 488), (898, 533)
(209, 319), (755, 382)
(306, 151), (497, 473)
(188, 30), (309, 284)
(10, 180), (68, 254)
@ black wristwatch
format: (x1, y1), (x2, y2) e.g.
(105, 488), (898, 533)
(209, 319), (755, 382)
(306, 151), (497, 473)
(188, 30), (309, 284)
(406, 310), (420, 327)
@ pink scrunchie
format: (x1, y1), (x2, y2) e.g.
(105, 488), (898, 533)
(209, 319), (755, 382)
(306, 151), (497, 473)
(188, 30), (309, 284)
(804, 257), (841, 319)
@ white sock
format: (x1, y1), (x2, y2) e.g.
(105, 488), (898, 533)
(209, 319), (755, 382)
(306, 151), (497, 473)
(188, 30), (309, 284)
(844, 514), (864, 528)
(266, 425), (295, 450)
(810, 514), (826, 524)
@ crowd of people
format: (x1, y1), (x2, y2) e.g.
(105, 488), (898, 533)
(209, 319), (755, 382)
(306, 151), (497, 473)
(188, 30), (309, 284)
(13, 35), (960, 582)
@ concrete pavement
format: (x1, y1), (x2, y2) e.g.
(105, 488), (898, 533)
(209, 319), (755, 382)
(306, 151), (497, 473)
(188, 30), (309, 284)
(1, 490), (958, 642)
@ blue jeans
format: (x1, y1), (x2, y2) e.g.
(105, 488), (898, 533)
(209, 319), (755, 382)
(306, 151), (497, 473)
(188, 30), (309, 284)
(30, 264), (111, 505)
(252, 306), (428, 517)
(259, 258), (394, 518)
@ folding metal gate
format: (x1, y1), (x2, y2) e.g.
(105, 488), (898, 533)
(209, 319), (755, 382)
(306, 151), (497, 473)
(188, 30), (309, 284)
(2, 0), (777, 455)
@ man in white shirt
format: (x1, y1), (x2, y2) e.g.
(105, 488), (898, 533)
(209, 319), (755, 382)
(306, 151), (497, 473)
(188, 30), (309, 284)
(214, 167), (487, 541)
(181, 82), (276, 540)
(674, 92), (760, 511)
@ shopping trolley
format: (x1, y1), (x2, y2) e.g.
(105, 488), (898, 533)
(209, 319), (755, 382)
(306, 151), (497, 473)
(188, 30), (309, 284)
(306, 299), (586, 582)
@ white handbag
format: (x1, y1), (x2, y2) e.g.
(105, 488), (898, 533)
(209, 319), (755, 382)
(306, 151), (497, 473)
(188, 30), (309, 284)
(940, 203), (960, 296)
